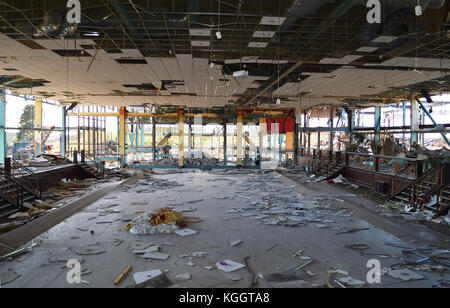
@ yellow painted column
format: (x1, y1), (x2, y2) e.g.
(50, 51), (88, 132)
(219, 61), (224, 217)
(34, 99), (42, 156)
(119, 107), (126, 166)
(286, 132), (294, 151)
(237, 110), (244, 166)
(178, 109), (184, 167)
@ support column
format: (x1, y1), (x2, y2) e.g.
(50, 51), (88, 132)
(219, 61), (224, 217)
(223, 123), (228, 166)
(237, 110), (244, 166)
(348, 109), (355, 143)
(187, 124), (192, 158)
(374, 106), (381, 144)
(402, 102), (406, 143)
(178, 109), (184, 167)
(410, 96), (420, 146)
(152, 119), (156, 161)
(119, 107), (126, 167)
(61, 107), (67, 156)
(34, 99), (42, 157)
(416, 98), (450, 147)
(294, 117), (299, 164)
(0, 89), (6, 164)
(329, 108), (335, 152)
(140, 125), (144, 160)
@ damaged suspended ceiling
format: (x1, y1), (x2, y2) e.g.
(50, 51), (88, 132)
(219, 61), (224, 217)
(0, 0), (448, 109)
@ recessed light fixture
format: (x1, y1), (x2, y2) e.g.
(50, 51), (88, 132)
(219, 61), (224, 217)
(260, 17), (287, 26)
(232, 70), (249, 77)
(371, 36), (398, 43)
(83, 32), (100, 37)
(248, 42), (268, 48)
(190, 29), (211, 37)
(252, 31), (276, 38)
(191, 41), (210, 47)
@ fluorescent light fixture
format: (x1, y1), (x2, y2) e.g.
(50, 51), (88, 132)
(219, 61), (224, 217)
(190, 29), (211, 36)
(252, 31), (276, 38)
(260, 17), (286, 26)
(248, 42), (268, 48)
(232, 70), (249, 77)
(84, 32), (100, 37)
(191, 40), (210, 47)
(371, 36), (398, 43)
(356, 46), (379, 53)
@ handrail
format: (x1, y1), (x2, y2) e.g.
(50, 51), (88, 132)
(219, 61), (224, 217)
(390, 164), (417, 198)
(0, 170), (22, 208)
(346, 152), (422, 163)
(10, 159), (41, 199)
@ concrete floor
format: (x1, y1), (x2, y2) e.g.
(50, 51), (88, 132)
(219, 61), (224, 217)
(0, 170), (448, 288)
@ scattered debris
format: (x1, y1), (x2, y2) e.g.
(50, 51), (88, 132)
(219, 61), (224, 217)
(175, 273), (191, 281)
(216, 260), (246, 273)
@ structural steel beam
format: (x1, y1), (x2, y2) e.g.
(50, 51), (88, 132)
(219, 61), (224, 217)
(61, 107), (66, 156)
(237, 110), (244, 166)
(374, 106), (381, 143)
(178, 108), (184, 167)
(416, 99), (450, 147)
(410, 97), (420, 145)
(119, 107), (126, 166)
(0, 89), (6, 164)
(34, 99), (42, 157)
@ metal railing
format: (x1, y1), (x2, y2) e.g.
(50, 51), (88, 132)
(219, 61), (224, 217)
(10, 159), (42, 199)
(0, 170), (22, 208)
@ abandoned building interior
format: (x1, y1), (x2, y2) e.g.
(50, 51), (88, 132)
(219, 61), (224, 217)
(0, 0), (449, 289)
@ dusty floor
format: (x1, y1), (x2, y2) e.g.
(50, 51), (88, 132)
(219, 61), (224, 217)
(0, 170), (449, 288)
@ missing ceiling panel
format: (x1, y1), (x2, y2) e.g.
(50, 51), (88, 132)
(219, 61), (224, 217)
(116, 58), (148, 64)
(17, 39), (46, 50)
(52, 50), (91, 57)
(123, 83), (160, 90)
(80, 44), (97, 50)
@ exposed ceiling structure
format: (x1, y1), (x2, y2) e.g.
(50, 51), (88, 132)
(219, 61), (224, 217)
(0, 0), (448, 109)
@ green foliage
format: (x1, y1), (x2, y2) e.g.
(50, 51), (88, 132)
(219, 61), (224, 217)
(15, 104), (34, 142)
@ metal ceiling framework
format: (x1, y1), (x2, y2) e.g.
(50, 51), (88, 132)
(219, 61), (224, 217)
(0, 0), (448, 109)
